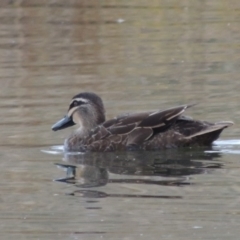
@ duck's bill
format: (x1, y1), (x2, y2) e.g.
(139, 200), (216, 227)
(52, 115), (75, 131)
(54, 163), (76, 183)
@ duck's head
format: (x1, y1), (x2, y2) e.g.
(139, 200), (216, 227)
(52, 92), (105, 134)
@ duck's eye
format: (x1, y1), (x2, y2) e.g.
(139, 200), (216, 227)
(72, 101), (78, 106)
(70, 100), (86, 109)
(69, 100), (79, 109)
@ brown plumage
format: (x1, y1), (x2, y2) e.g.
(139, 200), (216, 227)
(52, 92), (233, 152)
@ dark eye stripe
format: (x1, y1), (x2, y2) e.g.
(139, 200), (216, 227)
(69, 100), (86, 109)
(78, 101), (86, 105)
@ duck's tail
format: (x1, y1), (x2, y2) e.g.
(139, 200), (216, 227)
(186, 121), (234, 146)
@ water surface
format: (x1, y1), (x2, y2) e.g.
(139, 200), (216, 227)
(1, 1), (240, 239)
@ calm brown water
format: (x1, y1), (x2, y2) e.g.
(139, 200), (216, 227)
(1, 1), (240, 239)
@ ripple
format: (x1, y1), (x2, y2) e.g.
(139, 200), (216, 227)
(214, 139), (240, 146)
(207, 139), (240, 155)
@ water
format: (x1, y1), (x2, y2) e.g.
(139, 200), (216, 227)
(1, 0), (240, 239)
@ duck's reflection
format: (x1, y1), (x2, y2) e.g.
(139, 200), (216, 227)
(56, 164), (108, 188)
(55, 149), (223, 194)
(68, 190), (182, 199)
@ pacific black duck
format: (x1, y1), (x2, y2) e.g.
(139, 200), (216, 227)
(52, 92), (233, 152)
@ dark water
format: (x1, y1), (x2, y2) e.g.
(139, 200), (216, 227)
(1, 1), (240, 239)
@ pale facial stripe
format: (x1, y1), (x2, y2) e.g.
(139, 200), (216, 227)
(68, 106), (79, 117)
(69, 98), (89, 105)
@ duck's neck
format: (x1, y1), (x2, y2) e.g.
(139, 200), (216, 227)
(75, 125), (93, 138)
(73, 106), (105, 137)
(65, 123), (96, 151)
(73, 113), (99, 138)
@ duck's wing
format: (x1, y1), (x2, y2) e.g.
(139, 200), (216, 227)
(100, 104), (194, 148)
(103, 104), (194, 129)
(126, 105), (195, 147)
(102, 112), (152, 128)
(137, 104), (194, 129)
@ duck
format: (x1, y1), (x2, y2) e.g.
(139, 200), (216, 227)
(52, 92), (233, 152)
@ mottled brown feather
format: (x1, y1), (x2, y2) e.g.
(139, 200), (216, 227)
(108, 123), (136, 135)
(126, 127), (154, 146)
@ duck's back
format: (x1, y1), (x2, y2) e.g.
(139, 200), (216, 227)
(64, 105), (233, 152)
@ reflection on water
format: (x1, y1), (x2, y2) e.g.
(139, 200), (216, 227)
(55, 149), (223, 190)
(56, 163), (109, 188)
(1, 0), (240, 239)
(69, 190), (182, 199)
